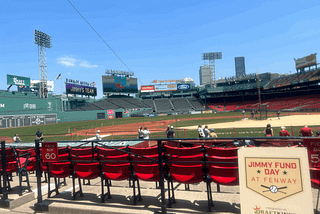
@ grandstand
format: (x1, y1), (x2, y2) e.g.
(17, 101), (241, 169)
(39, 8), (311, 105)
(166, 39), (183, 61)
(203, 67), (320, 112)
(1, 53), (320, 127)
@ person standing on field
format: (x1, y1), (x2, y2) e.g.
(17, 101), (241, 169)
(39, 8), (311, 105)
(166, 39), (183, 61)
(264, 124), (273, 137)
(96, 130), (102, 140)
(142, 127), (150, 139)
(198, 124), (204, 138)
(138, 126), (144, 139)
(35, 128), (44, 141)
(165, 125), (171, 138)
(279, 126), (290, 136)
(277, 110), (281, 120)
(203, 125), (210, 138)
(210, 129), (218, 138)
(167, 126), (175, 138)
(299, 125), (313, 137)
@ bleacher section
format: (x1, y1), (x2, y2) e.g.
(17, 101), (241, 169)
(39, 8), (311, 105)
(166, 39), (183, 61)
(265, 70), (320, 89)
(171, 98), (193, 112)
(154, 99), (174, 113)
(208, 95), (320, 112)
(187, 98), (206, 111)
(71, 97), (206, 115)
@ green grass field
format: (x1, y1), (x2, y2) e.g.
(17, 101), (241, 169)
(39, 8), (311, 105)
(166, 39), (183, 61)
(0, 111), (311, 143)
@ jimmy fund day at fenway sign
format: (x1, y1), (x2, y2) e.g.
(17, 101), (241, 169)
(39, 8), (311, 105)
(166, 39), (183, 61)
(238, 147), (313, 214)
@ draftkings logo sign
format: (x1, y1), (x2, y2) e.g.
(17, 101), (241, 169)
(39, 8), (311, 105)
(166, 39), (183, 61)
(253, 205), (297, 214)
(245, 157), (303, 202)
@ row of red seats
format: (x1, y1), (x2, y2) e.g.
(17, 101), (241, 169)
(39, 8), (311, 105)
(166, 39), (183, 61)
(2, 144), (319, 212)
(39, 145), (239, 212)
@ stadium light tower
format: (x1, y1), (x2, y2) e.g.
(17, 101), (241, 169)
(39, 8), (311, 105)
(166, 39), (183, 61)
(202, 52), (222, 88)
(34, 30), (51, 98)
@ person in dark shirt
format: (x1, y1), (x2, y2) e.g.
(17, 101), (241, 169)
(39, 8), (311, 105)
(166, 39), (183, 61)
(167, 126), (175, 138)
(35, 128), (44, 141)
(165, 125), (171, 138)
(264, 124), (273, 137)
(138, 126), (144, 139)
(277, 110), (281, 120)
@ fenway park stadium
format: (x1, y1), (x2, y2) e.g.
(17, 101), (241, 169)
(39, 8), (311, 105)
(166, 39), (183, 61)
(0, 53), (319, 129)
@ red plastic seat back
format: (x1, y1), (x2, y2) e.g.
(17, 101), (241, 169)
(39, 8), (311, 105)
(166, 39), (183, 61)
(16, 148), (36, 157)
(168, 154), (203, 165)
(0, 148), (16, 163)
(48, 162), (71, 178)
(206, 147), (238, 157)
(129, 146), (158, 156)
(164, 145), (203, 157)
(70, 147), (97, 162)
(310, 168), (320, 189)
(97, 146), (127, 157)
(131, 155), (158, 165)
(207, 156), (238, 167)
(70, 147), (93, 156)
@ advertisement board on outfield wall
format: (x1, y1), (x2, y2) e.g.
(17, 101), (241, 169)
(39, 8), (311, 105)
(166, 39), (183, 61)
(7, 74), (30, 87)
(295, 53), (317, 69)
(107, 110), (114, 115)
(140, 85), (155, 93)
(190, 111), (201, 115)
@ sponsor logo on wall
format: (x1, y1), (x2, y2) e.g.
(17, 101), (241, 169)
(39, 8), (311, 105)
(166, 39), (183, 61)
(23, 103), (36, 109)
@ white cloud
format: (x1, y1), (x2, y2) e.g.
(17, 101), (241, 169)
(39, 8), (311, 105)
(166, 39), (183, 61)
(79, 61), (98, 68)
(57, 57), (77, 67)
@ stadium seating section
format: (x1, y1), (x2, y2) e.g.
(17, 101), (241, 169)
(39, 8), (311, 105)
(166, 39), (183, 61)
(208, 94), (320, 111)
(264, 70), (320, 89)
(71, 97), (206, 114)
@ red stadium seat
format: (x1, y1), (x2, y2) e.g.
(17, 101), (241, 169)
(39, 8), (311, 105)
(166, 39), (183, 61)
(206, 147), (238, 157)
(16, 148), (36, 172)
(98, 147), (141, 204)
(207, 165), (239, 186)
(129, 146), (162, 189)
(0, 148), (18, 193)
(310, 167), (320, 211)
(46, 152), (70, 198)
(128, 146), (159, 156)
(164, 145), (204, 157)
(163, 145), (213, 210)
(70, 147), (98, 199)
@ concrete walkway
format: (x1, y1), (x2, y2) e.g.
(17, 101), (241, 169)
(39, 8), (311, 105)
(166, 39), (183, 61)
(0, 172), (320, 214)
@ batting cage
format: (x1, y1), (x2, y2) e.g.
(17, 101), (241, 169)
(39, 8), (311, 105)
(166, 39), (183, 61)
(259, 103), (268, 120)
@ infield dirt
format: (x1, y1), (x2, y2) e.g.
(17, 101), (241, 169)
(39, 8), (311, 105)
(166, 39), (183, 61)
(180, 114), (320, 130)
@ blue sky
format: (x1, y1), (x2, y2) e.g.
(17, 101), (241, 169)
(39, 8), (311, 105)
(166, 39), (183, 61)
(0, 0), (319, 98)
